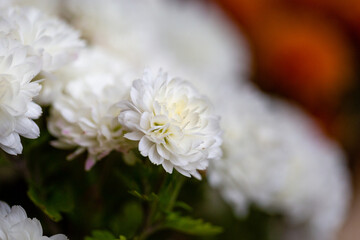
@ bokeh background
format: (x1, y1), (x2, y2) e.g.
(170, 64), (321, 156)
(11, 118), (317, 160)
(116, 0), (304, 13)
(213, 0), (360, 238)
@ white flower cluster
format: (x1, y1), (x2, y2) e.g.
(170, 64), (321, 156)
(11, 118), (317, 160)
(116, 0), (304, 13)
(208, 84), (350, 240)
(0, 201), (68, 240)
(0, 39), (41, 154)
(39, 0), (236, 176)
(47, 47), (136, 170)
(118, 70), (222, 179)
(0, 6), (84, 71)
(0, 4), (83, 155)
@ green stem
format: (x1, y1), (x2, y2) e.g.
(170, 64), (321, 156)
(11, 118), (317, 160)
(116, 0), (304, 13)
(136, 172), (186, 240)
(166, 173), (185, 212)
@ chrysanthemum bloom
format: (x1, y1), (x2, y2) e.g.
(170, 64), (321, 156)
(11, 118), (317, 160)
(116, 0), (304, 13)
(0, 38), (42, 155)
(118, 70), (222, 179)
(38, 47), (132, 105)
(48, 48), (134, 170)
(0, 201), (68, 240)
(208, 84), (350, 240)
(0, 6), (84, 72)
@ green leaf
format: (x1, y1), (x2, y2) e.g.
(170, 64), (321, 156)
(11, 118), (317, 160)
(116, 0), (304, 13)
(157, 173), (185, 213)
(85, 230), (116, 240)
(0, 152), (7, 165)
(128, 190), (158, 202)
(27, 183), (74, 222)
(109, 201), (143, 238)
(173, 201), (192, 212)
(164, 212), (223, 236)
(0, 152), (16, 181)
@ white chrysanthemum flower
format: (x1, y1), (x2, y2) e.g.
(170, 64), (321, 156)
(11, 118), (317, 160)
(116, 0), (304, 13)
(0, 201), (68, 240)
(0, 38), (42, 155)
(0, 6), (84, 72)
(118, 69), (222, 179)
(208, 84), (350, 240)
(37, 46), (133, 105)
(47, 48), (134, 170)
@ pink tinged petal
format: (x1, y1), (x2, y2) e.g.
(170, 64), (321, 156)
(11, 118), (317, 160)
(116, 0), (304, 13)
(97, 150), (111, 160)
(85, 156), (96, 171)
(15, 118), (39, 139)
(51, 140), (75, 150)
(162, 160), (174, 173)
(66, 147), (86, 160)
(138, 137), (153, 156)
(124, 131), (143, 141)
(148, 144), (164, 165)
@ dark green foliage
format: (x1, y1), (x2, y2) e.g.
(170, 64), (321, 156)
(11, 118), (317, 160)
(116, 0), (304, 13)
(28, 183), (74, 221)
(1, 122), (281, 239)
(163, 212), (223, 236)
(85, 230), (127, 240)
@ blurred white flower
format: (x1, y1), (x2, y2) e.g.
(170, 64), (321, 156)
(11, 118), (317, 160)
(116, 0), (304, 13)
(0, 0), (12, 9)
(149, 0), (250, 84)
(65, 0), (156, 69)
(64, 0), (249, 86)
(0, 0), (62, 15)
(0, 38), (42, 155)
(0, 201), (68, 240)
(0, 6), (84, 72)
(37, 46), (133, 105)
(118, 69), (222, 179)
(208, 84), (350, 240)
(47, 48), (134, 170)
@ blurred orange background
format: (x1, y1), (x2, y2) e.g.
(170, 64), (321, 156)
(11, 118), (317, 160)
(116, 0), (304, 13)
(213, 0), (360, 239)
